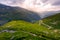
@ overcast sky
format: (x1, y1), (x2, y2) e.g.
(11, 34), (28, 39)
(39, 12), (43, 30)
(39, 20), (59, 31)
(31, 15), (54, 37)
(0, 0), (60, 13)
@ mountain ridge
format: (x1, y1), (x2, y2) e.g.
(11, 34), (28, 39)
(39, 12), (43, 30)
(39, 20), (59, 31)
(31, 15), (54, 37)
(0, 4), (41, 25)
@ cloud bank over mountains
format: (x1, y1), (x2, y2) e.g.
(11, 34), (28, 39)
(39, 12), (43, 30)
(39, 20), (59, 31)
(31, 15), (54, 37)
(0, 0), (60, 13)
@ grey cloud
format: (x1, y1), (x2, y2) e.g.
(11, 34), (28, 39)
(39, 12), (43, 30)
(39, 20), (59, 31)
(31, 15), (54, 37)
(0, 0), (60, 6)
(11, 0), (25, 4)
(0, 0), (25, 6)
(42, 0), (48, 3)
(52, 0), (60, 6)
(41, 0), (60, 6)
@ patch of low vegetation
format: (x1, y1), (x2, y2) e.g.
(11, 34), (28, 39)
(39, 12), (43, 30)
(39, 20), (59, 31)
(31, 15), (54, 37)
(0, 20), (60, 40)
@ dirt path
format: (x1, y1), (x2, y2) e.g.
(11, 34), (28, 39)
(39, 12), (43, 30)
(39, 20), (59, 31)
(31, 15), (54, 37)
(39, 20), (53, 29)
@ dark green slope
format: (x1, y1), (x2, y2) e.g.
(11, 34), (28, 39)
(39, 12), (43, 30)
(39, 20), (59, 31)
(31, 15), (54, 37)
(42, 13), (60, 29)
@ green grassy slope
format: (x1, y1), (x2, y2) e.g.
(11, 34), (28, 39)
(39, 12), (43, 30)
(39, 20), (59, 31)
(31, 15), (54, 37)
(0, 20), (60, 40)
(42, 13), (60, 29)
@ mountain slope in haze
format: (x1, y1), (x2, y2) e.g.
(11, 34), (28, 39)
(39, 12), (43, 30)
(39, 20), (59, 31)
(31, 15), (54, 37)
(41, 13), (60, 29)
(0, 4), (41, 25)
(41, 11), (60, 18)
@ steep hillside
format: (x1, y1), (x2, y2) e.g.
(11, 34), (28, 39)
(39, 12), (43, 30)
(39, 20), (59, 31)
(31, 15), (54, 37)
(41, 13), (60, 29)
(0, 20), (60, 40)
